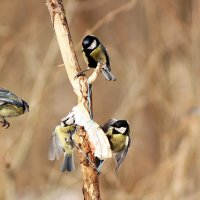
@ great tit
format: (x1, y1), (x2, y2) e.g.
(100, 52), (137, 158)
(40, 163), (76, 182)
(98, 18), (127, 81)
(0, 88), (29, 128)
(101, 119), (131, 172)
(61, 112), (75, 127)
(78, 35), (116, 81)
(49, 124), (77, 172)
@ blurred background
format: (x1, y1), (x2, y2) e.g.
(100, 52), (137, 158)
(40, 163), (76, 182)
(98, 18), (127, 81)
(0, 0), (199, 199)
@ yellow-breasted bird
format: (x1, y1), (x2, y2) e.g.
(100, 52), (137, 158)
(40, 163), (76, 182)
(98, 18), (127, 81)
(49, 124), (77, 172)
(77, 35), (116, 81)
(49, 113), (101, 173)
(100, 119), (131, 172)
(0, 88), (29, 128)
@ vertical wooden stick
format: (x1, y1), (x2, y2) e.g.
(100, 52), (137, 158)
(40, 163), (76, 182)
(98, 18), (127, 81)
(46, 1), (101, 199)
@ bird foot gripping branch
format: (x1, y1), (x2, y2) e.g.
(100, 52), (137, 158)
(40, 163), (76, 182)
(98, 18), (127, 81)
(0, 119), (10, 129)
(0, 118), (10, 129)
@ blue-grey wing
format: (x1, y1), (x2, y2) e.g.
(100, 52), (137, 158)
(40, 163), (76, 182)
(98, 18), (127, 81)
(100, 44), (111, 71)
(100, 45), (116, 81)
(0, 97), (16, 105)
(114, 138), (131, 172)
(101, 68), (116, 81)
(48, 139), (57, 160)
(0, 100), (6, 105)
(48, 132), (63, 160)
(0, 88), (23, 107)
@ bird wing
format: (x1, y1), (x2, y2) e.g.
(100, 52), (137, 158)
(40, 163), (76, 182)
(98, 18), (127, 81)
(48, 131), (64, 160)
(0, 88), (23, 107)
(0, 100), (6, 105)
(102, 118), (118, 132)
(113, 137), (131, 172)
(100, 44), (111, 71)
(48, 140), (56, 160)
(101, 68), (116, 81)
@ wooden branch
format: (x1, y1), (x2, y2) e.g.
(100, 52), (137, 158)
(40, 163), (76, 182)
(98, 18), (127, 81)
(88, 64), (101, 84)
(46, 1), (101, 199)
(77, 128), (101, 200)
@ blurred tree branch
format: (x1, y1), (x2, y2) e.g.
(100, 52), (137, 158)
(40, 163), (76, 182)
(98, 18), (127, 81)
(84, 0), (137, 34)
(46, 0), (101, 199)
(76, 0), (138, 48)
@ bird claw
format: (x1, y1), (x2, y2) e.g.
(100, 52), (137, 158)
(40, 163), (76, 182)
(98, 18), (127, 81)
(0, 119), (10, 129)
(74, 72), (86, 79)
(74, 68), (90, 79)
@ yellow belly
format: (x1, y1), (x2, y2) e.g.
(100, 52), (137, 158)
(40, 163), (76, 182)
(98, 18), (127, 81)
(0, 105), (22, 118)
(90, 47), (107, 64)
(110, 134), (126, 153)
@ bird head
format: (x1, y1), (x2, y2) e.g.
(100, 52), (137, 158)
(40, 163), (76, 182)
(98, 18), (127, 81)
(82, 35), (99, 51)
(113, 120), (130, 135)
(61, 112), (75, 127)
(22, 100), (29, 113)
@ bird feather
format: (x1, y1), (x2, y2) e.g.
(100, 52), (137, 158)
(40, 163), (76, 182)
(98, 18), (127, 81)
(114, 137), (131, 172)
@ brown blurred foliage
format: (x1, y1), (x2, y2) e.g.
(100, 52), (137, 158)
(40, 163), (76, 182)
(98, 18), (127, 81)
(0, 0), (200, 199)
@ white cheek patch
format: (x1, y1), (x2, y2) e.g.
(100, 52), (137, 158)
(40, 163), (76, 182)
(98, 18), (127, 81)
(60, 122), (65, 127)
(87, 40), (97, 50)
(115, 127), (126, 134)
(125, 137), (129, 146)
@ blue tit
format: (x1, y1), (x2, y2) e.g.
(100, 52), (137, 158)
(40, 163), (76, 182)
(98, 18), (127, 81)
(0, 87), (29, 128)
(77, 35), (116, 81)
(49, 124), (77, 172)
(101, 119), (131, 172)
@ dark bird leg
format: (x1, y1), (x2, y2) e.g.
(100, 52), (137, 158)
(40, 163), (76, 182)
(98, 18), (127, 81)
(0, 118), (10, 129)
(75, 68), (90, 79)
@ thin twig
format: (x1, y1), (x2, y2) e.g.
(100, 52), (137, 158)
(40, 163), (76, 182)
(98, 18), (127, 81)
(76, 0), (138, 49)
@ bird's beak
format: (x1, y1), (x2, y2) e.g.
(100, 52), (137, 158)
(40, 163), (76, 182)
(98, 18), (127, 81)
(25, 104), (29, 112)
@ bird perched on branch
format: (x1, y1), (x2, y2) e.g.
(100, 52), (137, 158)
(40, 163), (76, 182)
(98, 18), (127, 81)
(49, 123), (77, 172)
(98, 119), (131, 172)
(49, 113), (100, 172)
(77, 35), (116, 81)
(0, 88), (29, 129)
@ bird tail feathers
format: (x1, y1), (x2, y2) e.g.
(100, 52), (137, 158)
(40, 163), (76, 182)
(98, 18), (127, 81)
(102, 68), (116, 81)
(61, 154), (75, 172)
